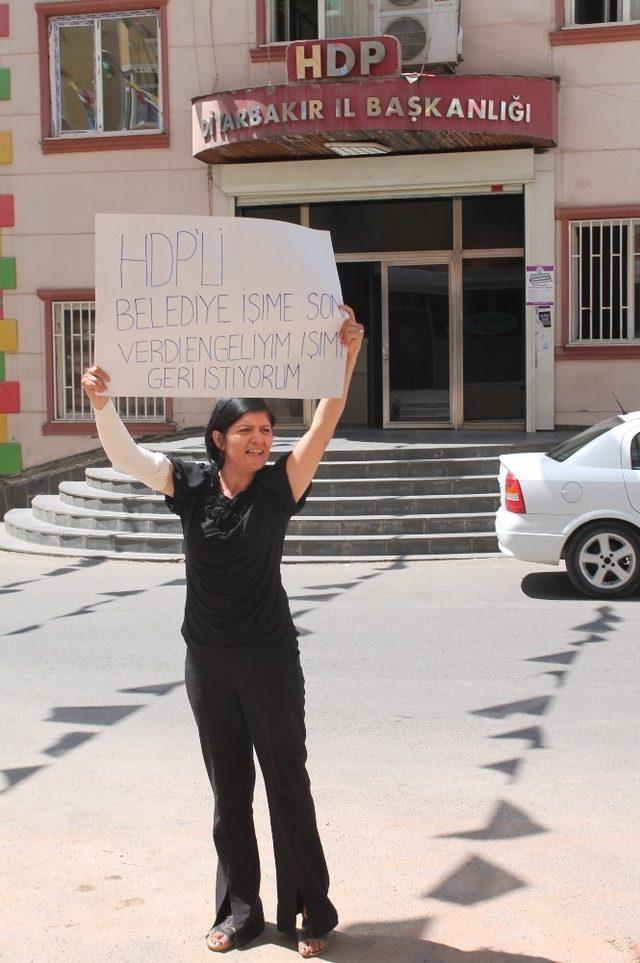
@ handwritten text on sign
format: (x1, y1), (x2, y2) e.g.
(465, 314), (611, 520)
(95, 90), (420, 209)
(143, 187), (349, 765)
(94, 214), (345, 398)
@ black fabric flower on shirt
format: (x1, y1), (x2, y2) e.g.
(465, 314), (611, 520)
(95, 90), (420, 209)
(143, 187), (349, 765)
(203, 469), (256, 534)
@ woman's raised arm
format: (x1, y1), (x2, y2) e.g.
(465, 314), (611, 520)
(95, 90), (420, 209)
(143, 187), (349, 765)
(286, 305), (364, 503)
(81, 365), (175, 497)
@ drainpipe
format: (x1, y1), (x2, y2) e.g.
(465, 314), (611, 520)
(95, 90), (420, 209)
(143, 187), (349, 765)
(207, 163), (214, 216)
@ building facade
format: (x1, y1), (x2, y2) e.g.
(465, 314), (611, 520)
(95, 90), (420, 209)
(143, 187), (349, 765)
(1, 0), (640, 471)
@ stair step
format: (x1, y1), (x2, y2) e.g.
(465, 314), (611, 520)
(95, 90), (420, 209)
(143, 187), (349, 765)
(59, 480), (169, 514)
(292, 475), (499, 497)
(4, 510), (184, 555)
(0, 522), (500, 564)
(146, 441), (545, 462)
(308, 457), (500, 478)
(85, 466), (172, 494)
(33, 495), (495, 536)
(32, 495), (182, 533)
(4, 509), (498, 557)
(0, 524), (184, 563)
(287, 513), (495, 536)
(58, 482), (499, 517)
(284, 532), (499, 557)
(88, 457), (503, 483)
(84, 466), (499, 497)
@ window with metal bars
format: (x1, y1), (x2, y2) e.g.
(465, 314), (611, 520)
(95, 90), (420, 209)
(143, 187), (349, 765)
(52, 300), (165, 421)
(569, 0), (640, 24)
(49, 8), (162, 137)
(569, 220), (640, 343)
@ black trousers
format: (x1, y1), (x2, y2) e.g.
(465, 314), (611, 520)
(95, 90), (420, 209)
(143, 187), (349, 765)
(184, 639), (338, 947)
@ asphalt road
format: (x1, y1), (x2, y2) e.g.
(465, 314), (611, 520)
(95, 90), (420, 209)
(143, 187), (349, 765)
(1, 552), (639, 963)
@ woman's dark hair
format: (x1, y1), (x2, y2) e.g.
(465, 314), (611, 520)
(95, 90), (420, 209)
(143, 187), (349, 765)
(205, 398), (276, 465)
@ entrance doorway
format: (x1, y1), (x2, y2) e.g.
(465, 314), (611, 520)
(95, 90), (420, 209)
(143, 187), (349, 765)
(239, 193), (525, 429)
(387, 262), (451, 424)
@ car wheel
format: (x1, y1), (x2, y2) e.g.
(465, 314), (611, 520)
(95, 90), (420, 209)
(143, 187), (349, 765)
(565, 522), (640, 598)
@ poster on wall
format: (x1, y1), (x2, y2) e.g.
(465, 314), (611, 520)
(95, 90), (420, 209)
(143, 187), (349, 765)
(535, 305), (553, 328)
(526, 265), (554, 305)
(94, 213), (345, 398)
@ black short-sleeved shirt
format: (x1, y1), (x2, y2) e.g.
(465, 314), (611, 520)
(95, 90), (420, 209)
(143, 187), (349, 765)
(165, 453), (310, 650)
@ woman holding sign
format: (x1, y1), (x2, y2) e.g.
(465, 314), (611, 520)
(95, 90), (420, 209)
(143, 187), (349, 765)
(82, 306), (363, 959)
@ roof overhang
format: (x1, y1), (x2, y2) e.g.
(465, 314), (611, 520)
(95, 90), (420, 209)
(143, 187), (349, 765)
(192, 74), (558, 164)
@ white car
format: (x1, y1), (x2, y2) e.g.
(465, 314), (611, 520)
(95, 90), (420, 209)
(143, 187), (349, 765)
(496, 412), (640, 597)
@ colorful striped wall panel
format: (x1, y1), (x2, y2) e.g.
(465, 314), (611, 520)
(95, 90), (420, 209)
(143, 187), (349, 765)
(0, 25), (20, 474)
(0, 194), (14, 226)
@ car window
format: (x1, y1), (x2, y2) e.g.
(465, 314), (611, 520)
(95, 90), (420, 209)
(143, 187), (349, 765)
(546, 416), (624, 462)
(632, 434), (640, 470)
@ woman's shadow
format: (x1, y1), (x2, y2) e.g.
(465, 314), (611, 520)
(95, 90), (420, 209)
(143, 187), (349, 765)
(252, 919), (562, 962)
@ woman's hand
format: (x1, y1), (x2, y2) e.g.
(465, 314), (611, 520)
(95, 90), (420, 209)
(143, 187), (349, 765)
(81, 365), (110, 411)
(338, 305), (364, 362)
(286, 304), (364, 501)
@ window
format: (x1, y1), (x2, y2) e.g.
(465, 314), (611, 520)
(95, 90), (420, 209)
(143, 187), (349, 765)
(462, 195), (524, 249)
(309, 198), (453, 253)
(569, 219), (640, 343)
(52, 299), (165, 423)
(547, 417), (624, 462)
(568, 0), (640, 24)
(631, 433), (640, 469)
(239, 204), (301, 225)
(37, 2), (169, 150)
(49, 9), (161, 136)
(269, 0), (374, 42)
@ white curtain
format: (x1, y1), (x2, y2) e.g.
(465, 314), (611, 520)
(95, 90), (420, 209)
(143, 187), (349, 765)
(324, 0), (374, 38)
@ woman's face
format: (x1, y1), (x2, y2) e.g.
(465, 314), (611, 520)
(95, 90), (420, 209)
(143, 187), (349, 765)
(213, 410), (274, 472)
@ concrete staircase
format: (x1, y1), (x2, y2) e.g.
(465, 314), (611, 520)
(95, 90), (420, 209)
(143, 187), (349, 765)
(0, 433), (550, 562)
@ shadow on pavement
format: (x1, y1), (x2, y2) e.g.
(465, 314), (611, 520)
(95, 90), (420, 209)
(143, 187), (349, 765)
(519, 572), (584, 600)
(520, 571), (640, 601)
(43, 731), (97, 757)
(470, 696), (552, 720)
(425, 855), (527, 905)
(46, 704), (142, 726)
(490, 726), (545, 749)
(437, 801), (548, 841)
(0, 764), (47, 793)
(249, 920), (562, 963)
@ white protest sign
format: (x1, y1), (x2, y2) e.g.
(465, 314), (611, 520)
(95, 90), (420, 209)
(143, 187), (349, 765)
(94, 214), (345, 398)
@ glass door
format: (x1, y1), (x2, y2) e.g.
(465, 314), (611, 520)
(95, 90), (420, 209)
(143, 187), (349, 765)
(383, 262), (451, 426)
(336, 261), (382, 426)
(462, 257), (525, 422)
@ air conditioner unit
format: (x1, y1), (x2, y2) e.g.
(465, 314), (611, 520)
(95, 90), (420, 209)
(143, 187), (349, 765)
(375, 0), (461, 67)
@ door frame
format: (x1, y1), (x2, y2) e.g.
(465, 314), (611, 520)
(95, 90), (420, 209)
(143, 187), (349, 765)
(335, 251), (456, 428)
(338, 246), (525, 429)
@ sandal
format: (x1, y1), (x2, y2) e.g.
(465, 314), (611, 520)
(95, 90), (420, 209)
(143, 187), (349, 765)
(206, 915), (237, 953)
(298, 935), (329, 958)
(298, 912), (330, 958)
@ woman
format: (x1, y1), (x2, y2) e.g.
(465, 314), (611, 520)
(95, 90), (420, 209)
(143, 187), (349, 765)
(81, 306), (364, 958)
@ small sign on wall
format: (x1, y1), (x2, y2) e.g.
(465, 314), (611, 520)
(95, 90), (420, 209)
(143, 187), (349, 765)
(526, 265), (554, 305)
(536, 303), (553, 356)
(94, 214), (346, 399)
(535, 305), (553, 328)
